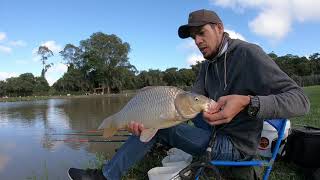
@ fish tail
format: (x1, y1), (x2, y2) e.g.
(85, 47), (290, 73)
(98, 116), (117, 138)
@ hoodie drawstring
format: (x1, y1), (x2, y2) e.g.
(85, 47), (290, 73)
(204, 33), (229, 93)
(223, 50), (228, 90)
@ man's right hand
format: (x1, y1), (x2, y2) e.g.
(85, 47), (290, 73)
(128, 121), (145, 136)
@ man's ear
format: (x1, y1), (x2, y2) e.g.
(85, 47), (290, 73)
(216, 23), (224, 35)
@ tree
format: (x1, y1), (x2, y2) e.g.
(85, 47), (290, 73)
(137, 69), (165, 88)
(190, 61), (202, 77)
(19, 73), (35, 96)
(79, 32), (133, 93)
(37, 46), (54, 77)
(268, 52), (278, 60)
(60, 44), (83, 69)
(163, 68), (178, 86)
(0, 81), (6, 97)
(53, 66), (89, 92)
(178, 68), (196, 87)
(34, 76), (50, 94)
(309, 53), (320, 74)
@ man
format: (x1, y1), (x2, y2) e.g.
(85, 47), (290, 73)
(68, 9), (310, 180)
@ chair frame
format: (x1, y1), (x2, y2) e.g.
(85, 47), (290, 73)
(200, 119), (288, 180)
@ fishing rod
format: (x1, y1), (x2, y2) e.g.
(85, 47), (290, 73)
(54, 129), (128, 134)
(46, 133), (130, 137)
(51, 138), (126, 143)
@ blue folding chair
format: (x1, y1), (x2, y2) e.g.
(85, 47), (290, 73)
(198, 119), (288, 180)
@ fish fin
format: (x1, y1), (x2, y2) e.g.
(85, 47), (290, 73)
(98, 115), (117, 138)
(140, 128), (158, 142)
(102, 127), (117, 138)
(160, 112), (182, 121)
(139, 86), (155, 92)
(98, 115), (114, 129)
(160, 113), (172, 121)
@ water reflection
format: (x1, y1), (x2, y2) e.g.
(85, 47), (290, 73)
(0, 95), (132, 180)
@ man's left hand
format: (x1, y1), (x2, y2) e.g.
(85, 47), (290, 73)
(203, 95), (250, 126)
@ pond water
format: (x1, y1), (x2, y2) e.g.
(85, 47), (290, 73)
(0, 95), (132, 180)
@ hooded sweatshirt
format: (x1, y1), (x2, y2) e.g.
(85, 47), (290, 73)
(192, 33), (310, 156)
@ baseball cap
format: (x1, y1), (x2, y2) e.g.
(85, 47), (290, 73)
(178, 9), (222, 39)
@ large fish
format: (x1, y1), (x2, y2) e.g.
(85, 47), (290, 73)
(98, 86), (214, 142)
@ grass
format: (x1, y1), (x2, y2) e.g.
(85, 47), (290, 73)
(270, 85), (320, 180)
(0, 96), (52, 102)
(97, 85), (319, 180)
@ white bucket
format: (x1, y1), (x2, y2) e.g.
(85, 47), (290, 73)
(147, 166), (183, 180)
(162, 148), (192, 168)
(148, 148), (192, 180)
(258, 120), (291, 157)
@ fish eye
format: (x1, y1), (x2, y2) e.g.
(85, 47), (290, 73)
(194, 97), (199, 101)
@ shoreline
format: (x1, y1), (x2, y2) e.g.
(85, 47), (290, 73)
(0, 92), (136, 103)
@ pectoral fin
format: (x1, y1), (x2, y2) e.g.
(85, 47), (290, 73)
(140, 128), (158, 142)
(160, 112), (182, 121)
(102, 127), (117, 138)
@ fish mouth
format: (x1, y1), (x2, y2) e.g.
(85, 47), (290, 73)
(204, 99), (217, 112)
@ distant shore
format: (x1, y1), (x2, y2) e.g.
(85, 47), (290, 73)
(0, 92), (136, 103)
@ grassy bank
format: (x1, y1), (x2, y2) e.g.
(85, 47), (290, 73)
(90, 85), (320, 180)
(0, 92), (136, 103)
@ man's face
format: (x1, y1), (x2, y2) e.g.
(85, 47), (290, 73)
(189, 24), (223, 59)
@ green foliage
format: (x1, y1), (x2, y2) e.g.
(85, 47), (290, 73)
(53, 66), (90, 92)
(0, 80), (7, 96)
(34, 76), (50, 95)
(57, 32), (136, 93)
(3, 73), (50, 97)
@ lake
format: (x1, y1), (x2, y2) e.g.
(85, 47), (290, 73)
(0, 95), (132, 180)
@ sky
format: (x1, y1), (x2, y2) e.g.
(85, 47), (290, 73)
(1, 0), (320, 86)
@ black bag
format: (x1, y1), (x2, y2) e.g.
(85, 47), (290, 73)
(283, 126), (320, 168)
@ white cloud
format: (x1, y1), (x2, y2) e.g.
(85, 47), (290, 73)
(187, 53), (205, 66)
(0, 32), (26, 53)
(211, 0), (265, 12)
(0, 32), (6, 41)
(210, 0), (320, 40)
(177, 39), (199, 51)
(0, 72), (18, 81)
(32, 40), (62, 62)
(249, 8), (292, 40)
(9, 40), (27, 47)
(225, 29), (246, 40)
(292, 0), (320, 22)
(41, 40), (62, 54)
(0, 45), (12, 54)
(45, 63), (68, 86)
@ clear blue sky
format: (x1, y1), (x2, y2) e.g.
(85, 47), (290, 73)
(1, 0), (319, 85)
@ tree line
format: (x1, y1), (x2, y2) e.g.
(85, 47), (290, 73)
(0, 32), (319, 97)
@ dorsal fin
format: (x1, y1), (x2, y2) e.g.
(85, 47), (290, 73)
(139, 86), (156, 92)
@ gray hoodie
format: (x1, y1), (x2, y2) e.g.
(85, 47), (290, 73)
(192, 34), (310, 156)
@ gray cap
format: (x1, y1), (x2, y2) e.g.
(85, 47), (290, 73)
(178, 9), (222, 39)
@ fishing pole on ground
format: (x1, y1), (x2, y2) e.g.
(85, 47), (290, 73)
(174, 126), (222, 180)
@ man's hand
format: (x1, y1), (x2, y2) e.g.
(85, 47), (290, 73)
(203, 95), (250, 126)
(128, 121), (145, 136)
